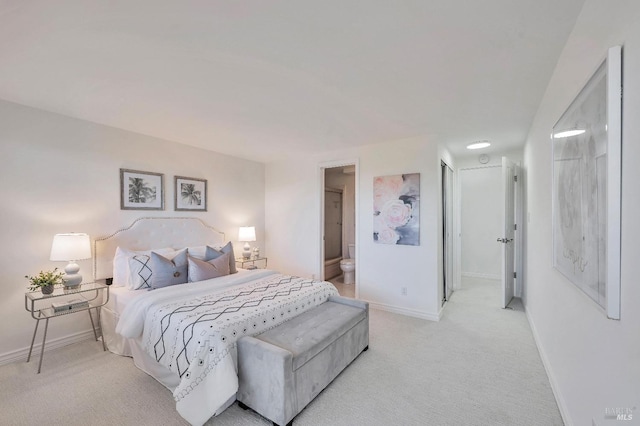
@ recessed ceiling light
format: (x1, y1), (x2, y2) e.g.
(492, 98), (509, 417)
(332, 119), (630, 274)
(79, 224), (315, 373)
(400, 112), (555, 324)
(552, 129), (586, 139)
(466, 141), (491, 150)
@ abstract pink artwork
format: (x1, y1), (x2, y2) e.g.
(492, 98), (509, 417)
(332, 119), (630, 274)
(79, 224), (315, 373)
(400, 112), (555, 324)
(373, 173), (420, 245)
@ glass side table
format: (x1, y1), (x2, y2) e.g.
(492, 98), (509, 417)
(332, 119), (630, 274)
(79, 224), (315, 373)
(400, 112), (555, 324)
(236, 257), (268, 270)
(24, 282), (109, 373)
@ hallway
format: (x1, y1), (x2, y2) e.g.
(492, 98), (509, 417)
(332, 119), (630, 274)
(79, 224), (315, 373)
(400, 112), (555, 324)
(320, 274), (564, 425)
(427, 275), (562, 424)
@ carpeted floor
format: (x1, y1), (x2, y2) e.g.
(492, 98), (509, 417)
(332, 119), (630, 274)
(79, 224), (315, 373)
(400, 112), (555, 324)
(0, 278), (562, 426)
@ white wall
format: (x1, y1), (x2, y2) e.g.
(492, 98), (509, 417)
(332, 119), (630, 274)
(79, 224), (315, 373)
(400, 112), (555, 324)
(522, 1), (640, 424)
(266, 137), (441, 320)
(0, 99), (265, 363)
(459, 166), (502, 279)
(454, 148), (523, 169)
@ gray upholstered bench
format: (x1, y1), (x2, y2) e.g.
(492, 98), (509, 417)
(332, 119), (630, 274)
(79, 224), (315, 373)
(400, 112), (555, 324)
(236, 295), (369, 426)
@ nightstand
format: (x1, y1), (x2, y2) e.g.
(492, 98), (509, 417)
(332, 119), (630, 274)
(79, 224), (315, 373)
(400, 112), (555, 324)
(236, 257), (268, 270)
(24, 282), (109, 373)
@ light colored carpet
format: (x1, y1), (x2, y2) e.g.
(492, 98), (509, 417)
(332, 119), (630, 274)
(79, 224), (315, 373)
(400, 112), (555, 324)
(0, 278), (562, 426)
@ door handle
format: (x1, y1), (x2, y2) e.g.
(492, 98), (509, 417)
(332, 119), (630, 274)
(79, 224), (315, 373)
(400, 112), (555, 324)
(496, 238), (513, 243)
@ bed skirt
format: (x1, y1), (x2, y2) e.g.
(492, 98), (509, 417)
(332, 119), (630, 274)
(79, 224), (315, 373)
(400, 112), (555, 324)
(102, 305), (179, 390)
(102, 305), (236, 416)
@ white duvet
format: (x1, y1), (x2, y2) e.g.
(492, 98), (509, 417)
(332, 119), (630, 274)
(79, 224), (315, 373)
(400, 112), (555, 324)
(116, 269), (338, 426)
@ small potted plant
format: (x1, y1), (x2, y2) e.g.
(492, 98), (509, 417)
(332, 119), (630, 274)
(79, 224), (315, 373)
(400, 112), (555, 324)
(25, 268), (64, 295)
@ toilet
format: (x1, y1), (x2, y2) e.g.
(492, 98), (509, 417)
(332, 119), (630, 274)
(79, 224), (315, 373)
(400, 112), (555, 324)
(340, 244), (356, 284)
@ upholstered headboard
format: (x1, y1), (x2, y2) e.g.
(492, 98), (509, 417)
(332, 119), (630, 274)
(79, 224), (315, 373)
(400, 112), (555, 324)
(93, 217), (225, 281)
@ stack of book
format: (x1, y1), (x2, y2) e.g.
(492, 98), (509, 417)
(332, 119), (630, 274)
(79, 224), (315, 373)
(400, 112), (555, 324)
(52, 297), (89, 313)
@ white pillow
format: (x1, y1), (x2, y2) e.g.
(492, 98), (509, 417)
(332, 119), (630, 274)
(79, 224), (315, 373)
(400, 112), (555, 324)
(112, 246), (175, 288)
(112, 246), (131, 287)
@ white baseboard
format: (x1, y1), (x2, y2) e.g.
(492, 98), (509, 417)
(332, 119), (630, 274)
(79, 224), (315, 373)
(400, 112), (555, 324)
(0, 329), (96, 366)
(461, 272), (501, 281)
(524, 305), (571, 426)
(368, 301), (441, 322)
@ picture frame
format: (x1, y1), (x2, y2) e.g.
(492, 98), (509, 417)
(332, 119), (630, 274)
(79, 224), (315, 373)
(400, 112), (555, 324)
(175, 176), (207, 211)
(120, 169), (164, 210)
(551, 46), (621, 319)
(373, 173), (420, 246)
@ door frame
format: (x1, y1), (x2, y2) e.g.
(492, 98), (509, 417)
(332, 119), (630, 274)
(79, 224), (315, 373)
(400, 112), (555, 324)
(514, 165), (524, 297)
(324, 186), (345, 262)
(455, 162), (523, 299)
(501, 157), (516, 308)
(455, 164), (502, 291)
(441, 160), (455, 304)
(318, 159), (359, 298)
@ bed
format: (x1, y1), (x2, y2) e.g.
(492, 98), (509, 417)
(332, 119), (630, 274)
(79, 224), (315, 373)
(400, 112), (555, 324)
(94, 217), (338, 426)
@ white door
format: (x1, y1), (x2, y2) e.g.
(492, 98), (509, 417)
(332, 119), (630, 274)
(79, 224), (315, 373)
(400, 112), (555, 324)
(500, 157), (516, 308)
(442, 162), (454, 302)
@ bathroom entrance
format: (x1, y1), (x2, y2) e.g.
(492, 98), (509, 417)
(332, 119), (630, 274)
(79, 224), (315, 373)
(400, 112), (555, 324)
(320, 160), (358, 297)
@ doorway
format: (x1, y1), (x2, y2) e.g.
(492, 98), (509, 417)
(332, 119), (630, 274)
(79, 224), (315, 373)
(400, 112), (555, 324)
(319, 160), (358, 298)
(457, 157), (522, 307)
(459, 165), (503, 283)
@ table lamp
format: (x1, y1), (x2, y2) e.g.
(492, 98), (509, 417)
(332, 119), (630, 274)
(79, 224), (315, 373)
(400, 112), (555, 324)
(50, 233), (92, 288)
(238, 227), (256, 260)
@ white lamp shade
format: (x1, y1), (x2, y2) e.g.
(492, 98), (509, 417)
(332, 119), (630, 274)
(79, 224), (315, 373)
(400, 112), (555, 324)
(238, 226), (256, 242)
(50, 233), (92, 261)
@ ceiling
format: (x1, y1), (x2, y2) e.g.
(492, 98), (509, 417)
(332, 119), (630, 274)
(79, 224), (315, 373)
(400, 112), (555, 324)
(0, 0), (585, 163)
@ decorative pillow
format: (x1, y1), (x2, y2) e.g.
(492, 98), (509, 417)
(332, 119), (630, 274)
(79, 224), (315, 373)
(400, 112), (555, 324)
(187, 243), (236, 261)
(128, 254), (153, 290)
(150, 249), (188, 289)
(187, 245), (208, 261)
(205, 242), (237, 274)
(188, 253), (230, 282)
(114, 246), (175, 288)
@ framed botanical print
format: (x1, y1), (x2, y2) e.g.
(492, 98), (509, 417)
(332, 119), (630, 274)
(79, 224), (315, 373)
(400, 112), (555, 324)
(175, 176), (207, 211)
(120, 169), (164, 210)
(551, 46), (622, 319)
(373, 173), (420, 246)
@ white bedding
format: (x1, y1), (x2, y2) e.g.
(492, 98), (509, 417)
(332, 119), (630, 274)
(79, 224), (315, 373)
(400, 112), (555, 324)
(115, 269), (338, 426)
(106, 285), (144, 313)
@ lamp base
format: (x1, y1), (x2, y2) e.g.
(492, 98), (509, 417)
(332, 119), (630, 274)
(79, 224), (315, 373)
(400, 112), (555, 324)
(63, 262), (83, 288)
(242, 243), (252, 260)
